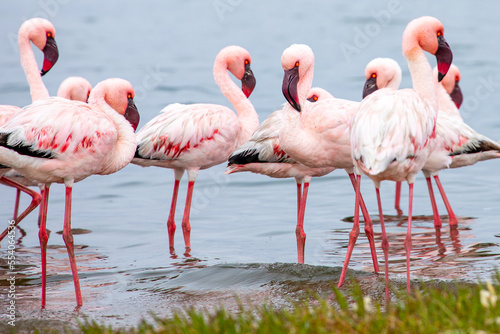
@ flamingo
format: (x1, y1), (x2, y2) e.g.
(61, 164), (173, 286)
(366, 62), (500, 229)
(278, 44), (381, 286)
(350, 16), (453, 299)
(133, 45), (258, 256)
(6, 76), (93, 223)
(0, 18), (59, 232)
(0, 78), (140, 308)
(226, 87), (335, 264)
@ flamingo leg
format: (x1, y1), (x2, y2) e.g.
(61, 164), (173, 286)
(61, 186), (82, 307)
(375, 187), (390, 302)
(13, 188), (21, 221)
(181, 181), (195, 255)
(38, 184), (50, 308)
(167, 179), (180, 255)
(0, 176), (42, 242)
(433, 175), (458, 226)
(296, 181), (309, 264)
(339, 174), (362, 287)
(405, 183), (414, 293)
(296, 181), (302, 218)
(347, 173), (379, 273)
(394, 181), (403, 216)
(425, 176), (442, 228)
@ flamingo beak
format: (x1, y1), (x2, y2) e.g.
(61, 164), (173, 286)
(241, 63), (256, 98)
(435, 35), (453, 82)
(450, 80), (463, 109)
(125, 97), (140, 131)
(362, 76), (378, 99)
(40, 36), (59, 76)
(282, 66), (300, 112)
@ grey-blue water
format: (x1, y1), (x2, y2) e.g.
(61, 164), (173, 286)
(1, 0), (500, 330)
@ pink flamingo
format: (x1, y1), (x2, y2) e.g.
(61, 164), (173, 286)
(0, 78), (140, 308)
(7, 76), (93, 222)
(0, 18), (59, 230)
(133, 46), (258, 256)
(277, 44), (380, 286)
(350, 16), (453, 299)
(392, 64), (463, 216)
(226, 87), (336, 264)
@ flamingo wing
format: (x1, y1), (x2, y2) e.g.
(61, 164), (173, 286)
(0, 97), (117, 162)
(352, 88), (435, 174)
(228, 109), (295, 165)
(135, 103), (238, 161)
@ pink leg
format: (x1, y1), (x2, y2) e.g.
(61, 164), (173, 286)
(61, 186), (82, 306)
(395, 181), (403, 216)
(405, 183), (414, 293)
(347, 173), (379, 273)
(38, 185), (50, 308)
(433, 175), (458, 227)
(13, 189), (21, 221)
(167, 179), (180, 255)
(339, 174), (361, 287)
(425, 177), (442, 228)
(376, 187), (390, 302)
(296, 182), (308, 264)
(296, 182), (302, 219)
(0, 176), (42, 242)
(182, 181), (195, 255)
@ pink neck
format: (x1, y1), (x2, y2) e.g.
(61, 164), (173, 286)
(18, 33), (49, 102)
(213, 61), (258, 146)
(405, 46), (438, 113)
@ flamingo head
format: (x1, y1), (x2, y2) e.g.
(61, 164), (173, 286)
(19, 18), (59, 76)
(434, 64), (463, 108)
(91, 78), (140, 131)
(220, 46), (256, 98)
(281, 44), (315, 112)
(57, 76), (93, 103)
(362, 58), (402, 98)
(402, 16), (453, 82)
(307, 87), (334, 102)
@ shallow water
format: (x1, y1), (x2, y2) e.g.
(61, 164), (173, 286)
(1, 0), (500, 329)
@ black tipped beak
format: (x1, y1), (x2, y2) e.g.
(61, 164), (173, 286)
(450, 81), (463, 109)
(362, 76), (378, 99)
(125, 98), (140, 131)
(435, 35), (453, 82)
(241, 63), (256, 98)
(282, 67), (300, 112)
(40, 36), (59, 76)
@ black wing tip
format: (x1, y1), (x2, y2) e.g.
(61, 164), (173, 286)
(0, 133), (54, 159)
(228, 149), (262, 165)
(450, 140), (500, 156)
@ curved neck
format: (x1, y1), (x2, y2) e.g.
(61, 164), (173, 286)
(18, 34), (49, 102)
(406, 47), (438, 112)
(214, 61), (259, 146)
(89, 91), (137, 175)
(298, 64), (314, 111)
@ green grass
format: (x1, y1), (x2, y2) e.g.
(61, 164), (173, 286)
(75, 274), (500, 334)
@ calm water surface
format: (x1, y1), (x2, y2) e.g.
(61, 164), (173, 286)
(1, 0), (500, 329)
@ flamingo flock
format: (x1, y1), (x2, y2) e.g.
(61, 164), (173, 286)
(1, 15), (499, 307)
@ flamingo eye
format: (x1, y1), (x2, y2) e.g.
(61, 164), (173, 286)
(127, 93), (132, 99)
(313, 95), (318, 101)
(46, 32), (52, 38)
(244, 59), (249, 65)
(455, 76), (459, 82)
(371, 73), (377, 78)
(437, 31), (442, 37)
(295, 61), (299, 67)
